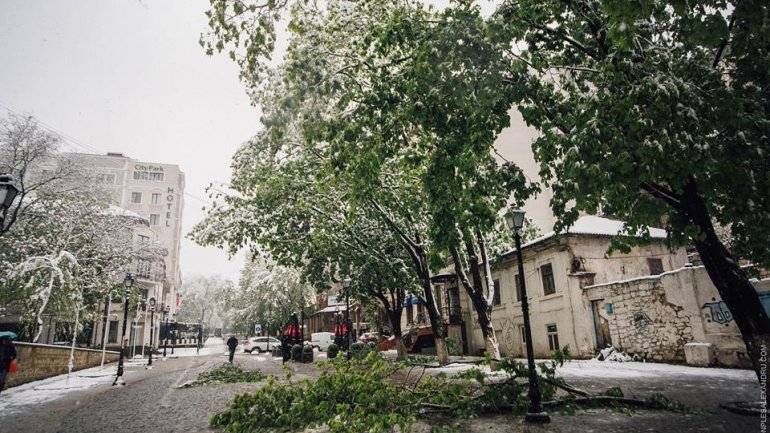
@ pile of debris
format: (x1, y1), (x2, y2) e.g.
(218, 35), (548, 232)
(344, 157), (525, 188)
(595, 346), (643, 362)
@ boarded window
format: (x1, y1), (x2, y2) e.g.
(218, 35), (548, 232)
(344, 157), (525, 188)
(541, 264), (556, 296)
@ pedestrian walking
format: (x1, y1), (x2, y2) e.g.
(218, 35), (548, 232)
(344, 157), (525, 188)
(226, 335), (238, 363)
(0, 336), (17, 395)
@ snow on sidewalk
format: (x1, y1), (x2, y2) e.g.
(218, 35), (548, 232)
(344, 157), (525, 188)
(424, 357), (756, 383)
(0, 364), (119, 415)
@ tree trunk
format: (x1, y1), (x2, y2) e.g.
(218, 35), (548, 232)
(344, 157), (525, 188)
(395, 337), (407, 358)
(418, 252), (449, 365)
(450, 238), (502, 364)
(682, 181), (770, 397)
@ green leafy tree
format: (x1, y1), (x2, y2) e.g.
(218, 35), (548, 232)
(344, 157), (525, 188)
(200, 0), (539, 363)
(496, 0), (770, 388)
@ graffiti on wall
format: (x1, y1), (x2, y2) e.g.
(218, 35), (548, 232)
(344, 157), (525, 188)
(632, 311), (652, 330)
(702, 298), (733, 325)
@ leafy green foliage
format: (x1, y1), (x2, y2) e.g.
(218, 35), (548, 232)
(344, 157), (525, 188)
(327, 343), (339, 359)
(290, 344), (302, 362)
(446, 338), (463, 357)
(185, 363), (266, 387)
(602, 386), (625, 398)
(210, 354), (415, 433)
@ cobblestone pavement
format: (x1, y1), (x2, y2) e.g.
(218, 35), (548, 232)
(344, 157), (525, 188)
(0, 348), (290, 433)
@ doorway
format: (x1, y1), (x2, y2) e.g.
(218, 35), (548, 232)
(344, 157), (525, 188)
(591, 300), (612, 349)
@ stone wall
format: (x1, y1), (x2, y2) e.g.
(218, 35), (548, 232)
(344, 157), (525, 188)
(584, 266), (752, 367)
(6, 342), (120, 388)
(588, 279), (694, 362)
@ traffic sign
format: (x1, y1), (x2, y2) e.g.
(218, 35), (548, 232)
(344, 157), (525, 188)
(255, 324), (262, 334)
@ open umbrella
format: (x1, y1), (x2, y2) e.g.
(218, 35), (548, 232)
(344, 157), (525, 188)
(0, 331), (18, 340)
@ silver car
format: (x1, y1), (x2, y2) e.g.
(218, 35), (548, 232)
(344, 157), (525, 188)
(244, 336), (281, 353)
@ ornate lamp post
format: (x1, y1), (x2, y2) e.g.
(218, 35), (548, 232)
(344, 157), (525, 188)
(112, 273), (135, 386)
(343, 278), (352, 360)
(147, 297), (156, 368)
(505, 207), (550, 423)
(0, 174), (20, 230)
(197, 318), (204, 355)
(163, 305), (170, 359)
(171, 313), (177, 355)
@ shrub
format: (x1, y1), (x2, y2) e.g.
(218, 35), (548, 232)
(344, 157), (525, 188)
(327, 343), (339, 359)
(349, 342), (366, 359)
(291, 344), (302, 362)
(302, 345), (314, 363)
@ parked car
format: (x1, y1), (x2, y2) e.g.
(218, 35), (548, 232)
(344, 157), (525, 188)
(358, 332), (379, 344)
(243, 336), (281, 353)
(310, 332), (335, 351)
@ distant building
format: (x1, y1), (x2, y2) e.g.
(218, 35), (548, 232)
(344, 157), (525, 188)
(70, 152), (185, 352)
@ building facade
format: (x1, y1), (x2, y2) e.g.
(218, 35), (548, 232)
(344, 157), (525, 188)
(75, 152), (185, 352)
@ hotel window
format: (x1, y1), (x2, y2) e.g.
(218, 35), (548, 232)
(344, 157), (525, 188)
(149, 172), (164, 181)
(492, 279), (502, 306)
(547, 324), (560, 351)
(137, 234), (150, 243)
(133, 171), (149, 180)
(648, 258), (664, 275)
(131, 192), (142, 203)
(97, 173), (116, 184)
(151, 193), (161, 205)
(149, 214), (160, 226)
(541, 263), (556, 296)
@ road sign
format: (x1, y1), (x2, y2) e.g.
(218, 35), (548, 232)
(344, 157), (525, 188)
(254, 324), (262, 334)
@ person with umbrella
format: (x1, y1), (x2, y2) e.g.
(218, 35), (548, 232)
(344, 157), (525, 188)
(0, 333), (17, 395)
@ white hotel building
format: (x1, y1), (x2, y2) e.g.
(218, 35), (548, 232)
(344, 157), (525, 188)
(76, 152), (185, 351)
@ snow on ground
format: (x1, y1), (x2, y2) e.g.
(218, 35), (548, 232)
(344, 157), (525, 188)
(0, 364), (118, 415)
(558, 359), (756, 381)
(426, 358), (756, 382)
(0, 337), (228, 414)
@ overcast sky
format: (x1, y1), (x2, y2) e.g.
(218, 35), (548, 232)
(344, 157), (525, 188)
(0, 0), (263, 282)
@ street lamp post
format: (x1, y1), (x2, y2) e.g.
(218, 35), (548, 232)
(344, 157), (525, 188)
(163, 305), (170, 359)
(171, 314), (176, 355)
(343, 278), (351, 360)
(0, 174), (20, 231)
(197, 318), (203, 355)
(505, 207), (550, 423)
(147, 297), (156, 368)
(112, 273), (135, 386)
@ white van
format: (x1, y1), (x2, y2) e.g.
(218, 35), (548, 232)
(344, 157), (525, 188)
(310, 332), (335, 351)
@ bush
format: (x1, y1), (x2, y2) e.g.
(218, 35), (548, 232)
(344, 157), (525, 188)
(291, 344), (303, 362)
(303, 345), (314, 363)
(327, 343), (339, 359)
(349, 342), (365, 359)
